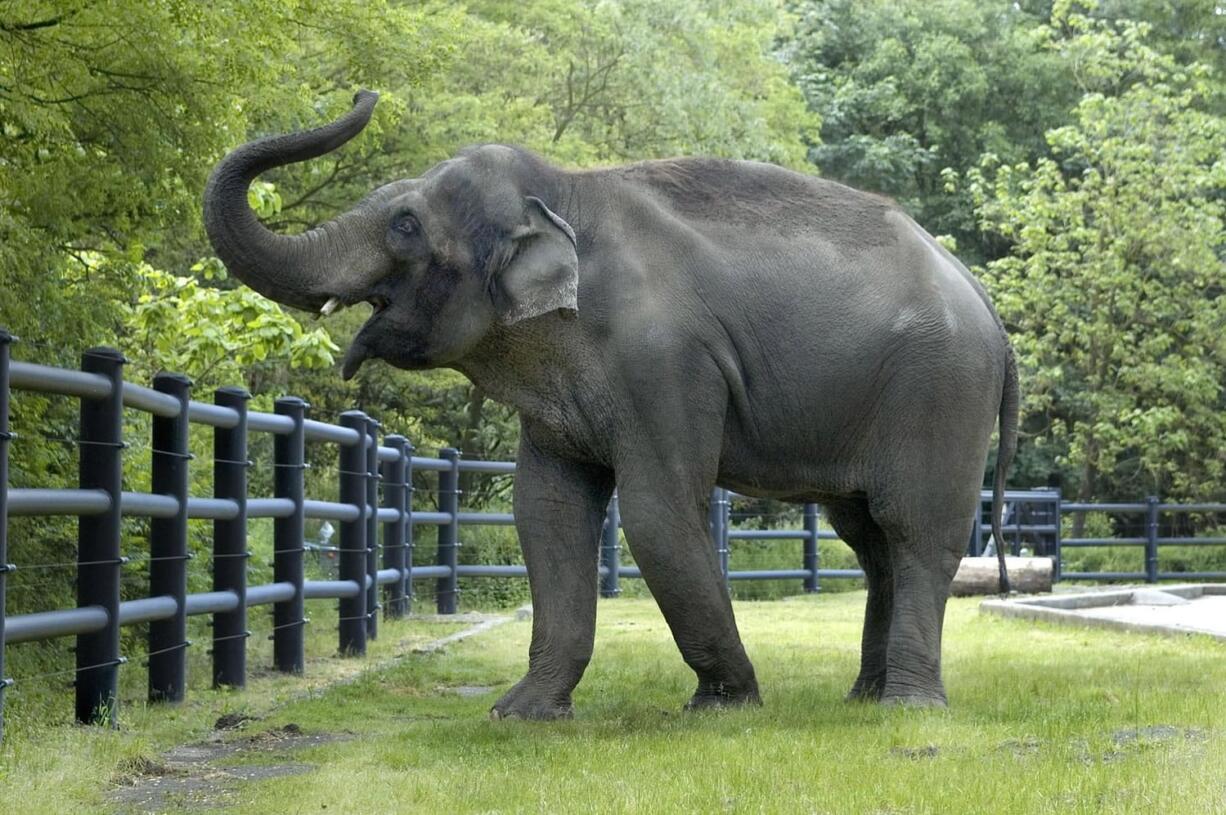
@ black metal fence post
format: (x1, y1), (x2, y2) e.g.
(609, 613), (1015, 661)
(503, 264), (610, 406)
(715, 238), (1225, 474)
(273, 397), (307, 673)
(148, 373), (192, 702)
(1145, 495), (1160, 584)
(365, 420), (379, 640)
(600, 493), (621, 598)
(437, 448), (460, 614)
(967, 500), (983, 557)
(338, 411), (368, 655)
(709, 488), (730, 588)
(1052, 489), (1063, 582)
(213, 387), (249, 688)
(1013, 499), (1023, 556)
(403, 439), (415, 615)
(75, 347), (125, 725)
(803, 503), (820, 593)
(381, 435), (409, 619)
(0, 330), (12, 740)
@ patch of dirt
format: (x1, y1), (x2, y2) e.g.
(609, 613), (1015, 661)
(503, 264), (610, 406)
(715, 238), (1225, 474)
(411, 616), (510, 654)
(111, 724), (348, 813)
(1062, 724), (1210, 765)
(997, 737), (1042, 758)
(889, 744), (939, 760)
(435, 684), (495, 698)
(213, 713), (257, 731)
(1111, 724), (1205, 746)
(108, 616), (510, 813)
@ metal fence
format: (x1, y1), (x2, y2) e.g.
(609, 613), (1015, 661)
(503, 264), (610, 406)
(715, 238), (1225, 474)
(971, 489), (1226, 583)
(0, 334), (844, 741)
(2, 332), (1224, 741)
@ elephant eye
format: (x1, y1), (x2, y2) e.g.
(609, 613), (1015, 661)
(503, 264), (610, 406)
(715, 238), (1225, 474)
(391, 212), (419, 236)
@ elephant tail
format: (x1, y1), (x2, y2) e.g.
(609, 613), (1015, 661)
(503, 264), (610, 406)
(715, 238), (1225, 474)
(991, 342), (1019, 594)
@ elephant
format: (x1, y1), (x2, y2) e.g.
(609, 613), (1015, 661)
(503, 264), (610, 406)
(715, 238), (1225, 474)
(204, 91), (1017, 716)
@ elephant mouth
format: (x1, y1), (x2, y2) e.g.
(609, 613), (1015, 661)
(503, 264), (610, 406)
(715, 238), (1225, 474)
(320, 293), (389, 318)
(338, 295), (391, 381)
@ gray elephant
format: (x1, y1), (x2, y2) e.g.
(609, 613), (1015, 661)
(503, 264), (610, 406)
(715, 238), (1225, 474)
(204, 91), (1017, 716)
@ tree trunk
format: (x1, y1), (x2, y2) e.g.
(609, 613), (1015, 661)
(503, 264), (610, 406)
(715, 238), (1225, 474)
(458, 386), (486, 498)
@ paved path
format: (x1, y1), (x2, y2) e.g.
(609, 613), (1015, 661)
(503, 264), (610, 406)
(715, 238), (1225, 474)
(1078, 595), (1226, 637)
(981, 584), (1226, 641)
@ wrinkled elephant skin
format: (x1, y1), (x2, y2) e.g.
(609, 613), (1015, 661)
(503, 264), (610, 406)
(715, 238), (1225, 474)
(204, 92), (1018, 716)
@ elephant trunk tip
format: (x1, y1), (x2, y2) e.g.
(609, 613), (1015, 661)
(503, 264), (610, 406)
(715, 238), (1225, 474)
(200, 88), (386, 313)
(341, 337), (369, 381)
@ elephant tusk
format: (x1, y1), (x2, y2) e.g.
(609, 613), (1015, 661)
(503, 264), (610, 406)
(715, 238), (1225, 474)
(320, 296), (343, 317)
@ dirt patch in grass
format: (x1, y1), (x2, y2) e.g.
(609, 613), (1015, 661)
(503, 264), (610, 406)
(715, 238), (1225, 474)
(107, 615), (512, 813)
(212, 713), (257, 732)
(110, 722), (349, 813)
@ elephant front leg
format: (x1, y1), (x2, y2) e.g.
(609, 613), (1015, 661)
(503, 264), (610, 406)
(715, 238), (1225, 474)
(490, 428), (614, 721)
(617, 479), (761, 711)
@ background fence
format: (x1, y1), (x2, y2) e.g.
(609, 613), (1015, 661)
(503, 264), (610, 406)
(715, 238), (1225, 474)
(970, 489), (1226, 583)
(1, 332), (1224, 741)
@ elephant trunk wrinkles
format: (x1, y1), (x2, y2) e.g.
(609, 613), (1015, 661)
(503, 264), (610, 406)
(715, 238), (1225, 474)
(202, 90), (391, 311)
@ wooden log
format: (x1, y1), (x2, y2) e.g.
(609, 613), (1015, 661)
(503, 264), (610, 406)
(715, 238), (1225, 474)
(950, 556), (1053, 596)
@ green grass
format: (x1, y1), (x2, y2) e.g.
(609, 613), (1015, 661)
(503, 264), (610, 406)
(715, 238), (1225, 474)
(4, 592), (1226, 813)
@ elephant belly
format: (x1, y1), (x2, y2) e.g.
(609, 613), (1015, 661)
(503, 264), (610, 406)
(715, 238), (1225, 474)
(710, 324), (1002, 505)
(716, 424), (864, 503)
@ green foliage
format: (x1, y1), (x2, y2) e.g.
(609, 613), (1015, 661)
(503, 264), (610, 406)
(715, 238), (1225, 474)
(965, 7), (1226, 502)
(125, 262), (338, 390)
(786, 0), (1077, 264)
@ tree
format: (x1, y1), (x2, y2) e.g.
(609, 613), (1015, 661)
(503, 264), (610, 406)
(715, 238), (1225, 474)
(0, 0), (457, 360)
(965, 5), (1226, 503)
(785, 0), (1078, 265)
(0, 1), (463, 615)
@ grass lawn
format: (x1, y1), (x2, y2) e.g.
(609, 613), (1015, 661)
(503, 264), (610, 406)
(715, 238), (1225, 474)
(3, 591), (1225, 813)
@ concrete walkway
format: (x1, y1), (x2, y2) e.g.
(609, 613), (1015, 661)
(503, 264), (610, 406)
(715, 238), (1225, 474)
(980, 584), (1226, 641)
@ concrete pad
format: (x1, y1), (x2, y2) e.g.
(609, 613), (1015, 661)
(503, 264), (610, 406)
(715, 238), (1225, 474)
(980, 584), (1226, 641)
(1077, 596), (1226, 636)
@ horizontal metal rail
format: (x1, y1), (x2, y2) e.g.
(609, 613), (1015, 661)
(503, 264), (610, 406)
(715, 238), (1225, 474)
(1062, 537), (1147, 547)
(302, 499), (363, 522)
(4, 568), (523, 644)
(303, 418), (361, 446)
(185, 401), (239, 428)
(6, 488), (109, 516)
(729, 569), (812, 580)
(458, 460), (517, 475)
(1061, 502), (1148, 512)
(457, 511), (514, 525)
(8, 361), (112, 400)
(410, 511), (452, 525)
(728, 529), (839, 541)
(248, 411), (295, 435)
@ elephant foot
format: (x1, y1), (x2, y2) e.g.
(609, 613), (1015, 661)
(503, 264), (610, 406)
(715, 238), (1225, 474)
(881, 684), (947, 709)
(490, 677), (575, 721)
(879, 665), (948, 708)
(845, 673), (886, 702)
(881, 694), (947, 709)
(684, 678), (762, 712)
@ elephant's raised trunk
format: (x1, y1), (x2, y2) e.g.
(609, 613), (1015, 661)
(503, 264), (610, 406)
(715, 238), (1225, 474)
(203, 90), (391, 311)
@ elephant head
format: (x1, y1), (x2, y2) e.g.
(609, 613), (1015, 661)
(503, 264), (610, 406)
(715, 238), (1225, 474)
(203, 91), (579, 379)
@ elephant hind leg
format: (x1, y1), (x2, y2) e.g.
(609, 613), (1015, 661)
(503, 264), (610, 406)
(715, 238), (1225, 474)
(870, 490), (979, 708)
(824, 498), (892, 701)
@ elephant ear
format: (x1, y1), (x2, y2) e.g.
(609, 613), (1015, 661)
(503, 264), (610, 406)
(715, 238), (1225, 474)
(493, 196), (578, 325)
